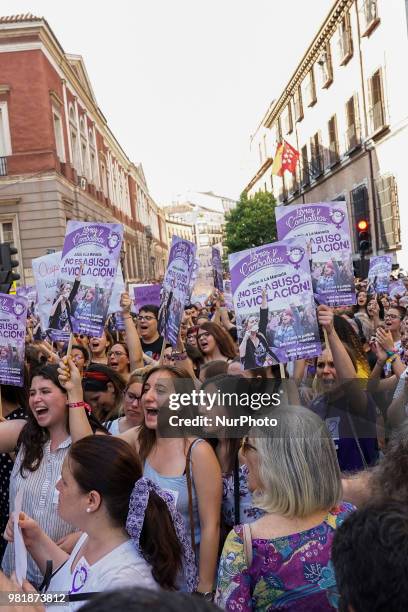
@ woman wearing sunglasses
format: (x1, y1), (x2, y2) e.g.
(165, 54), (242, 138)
(215, 405), (355, 611)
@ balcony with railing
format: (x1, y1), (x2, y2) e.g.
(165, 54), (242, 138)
(310, 153), (324, 179)
(0, 157), (7, 176)
(345, 123), (361, 152)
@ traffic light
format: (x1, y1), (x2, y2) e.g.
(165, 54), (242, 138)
(357, 219), (370, 253)
(0, 243), (20, 294)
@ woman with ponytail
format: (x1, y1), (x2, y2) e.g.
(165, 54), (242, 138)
(0, 360), (104, 587)
(4, 436), (197, 606)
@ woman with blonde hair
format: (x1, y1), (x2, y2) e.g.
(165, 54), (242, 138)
(215, 405), (354, 611)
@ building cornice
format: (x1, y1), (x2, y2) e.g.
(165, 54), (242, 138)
(264, 0), (354, 128)
(243, 157), (273, 194)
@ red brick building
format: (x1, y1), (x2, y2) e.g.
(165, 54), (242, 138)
(0, 13), (167, 284)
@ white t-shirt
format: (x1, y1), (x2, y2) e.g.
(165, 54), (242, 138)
(47, 533), (157, 610)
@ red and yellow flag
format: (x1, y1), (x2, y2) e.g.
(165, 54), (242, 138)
(271, 140), (299, 176)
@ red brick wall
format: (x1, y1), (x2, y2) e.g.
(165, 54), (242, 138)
(0, 49), (57, 173)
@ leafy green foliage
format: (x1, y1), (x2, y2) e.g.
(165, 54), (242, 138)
(224, 191), (278, 254)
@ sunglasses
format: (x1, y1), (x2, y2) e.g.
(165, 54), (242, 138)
(241, 436), (257, 454)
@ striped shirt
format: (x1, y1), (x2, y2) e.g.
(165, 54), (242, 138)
(1, 436), (75, 586)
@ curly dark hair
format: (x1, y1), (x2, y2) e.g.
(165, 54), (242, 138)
(17, 364), (106, 476)
(332, 501), (408, 612)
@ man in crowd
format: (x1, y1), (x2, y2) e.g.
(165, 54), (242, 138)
(332, 501), (408, 611)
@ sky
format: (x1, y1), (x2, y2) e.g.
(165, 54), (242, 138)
(2, 0), (332, 204)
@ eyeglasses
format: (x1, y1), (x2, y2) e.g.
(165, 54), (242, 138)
(108, 350), (127, 358)
(124, 391), (141, 402)
(384, 313), (402, 320)
(241, 436), (257, 454)
(197, 332), (210, 341)
(137, 315), (156, 322)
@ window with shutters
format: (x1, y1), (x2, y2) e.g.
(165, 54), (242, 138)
(337, 12), (353, 65)
(368, 69), (387, 134)
(294, 86), (303, 122)
(301, 145), (309, 186)
(328, 115), (339, 165)
(310, 132), (323, 178)
(350, 184), (370, 252)
(318, 42), (333, 88)
(375, 175), (401, 250)
(305, 68), (317, 107)
(360, 0), (380, 37)
(282, 104), (293, 135)
(345, 95), (361, 151)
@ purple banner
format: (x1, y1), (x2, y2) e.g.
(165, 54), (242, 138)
(212, 247), (224, 292)
(0, 294), (27, 386)
(158, 237), (197, 346)
(48, 222), (124, 340)
(367, 256), (392, 294)
(134, 284), (162, 311)
(229, 239), (321, 368)
(276, 202), (356, 307)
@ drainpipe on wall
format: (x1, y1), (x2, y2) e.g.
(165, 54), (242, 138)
(354, 0), (379, 253)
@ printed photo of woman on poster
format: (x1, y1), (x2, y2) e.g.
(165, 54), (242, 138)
(239, 290), (279, 369)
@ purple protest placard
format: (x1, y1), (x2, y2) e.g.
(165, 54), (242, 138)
(212, 247), (224, 292)
(16, 286), (37, 318)
(276, 202), (355, 306)
(368, 256), (392, 293)
(32, 251), (62, 331)
(158, 237), (197, 346)
(389, 280), (406, 299)
(229, 239), (321, 369)
(134, 284), (162, 311)
(192, 247), (214, 306)
(0, 294), (27, 386)
(48, 222), (124, 340)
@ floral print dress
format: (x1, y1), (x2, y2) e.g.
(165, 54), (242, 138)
(215, 502), (355, 611)
(222, 464), (264, 527)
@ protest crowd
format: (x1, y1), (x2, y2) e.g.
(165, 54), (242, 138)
(1, 213), (408, 612)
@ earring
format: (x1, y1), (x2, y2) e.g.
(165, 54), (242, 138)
(86, 508), (91, 513)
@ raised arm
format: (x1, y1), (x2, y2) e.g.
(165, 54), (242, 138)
(58, 357), (93, 441)
(318, 304), (367, 415)
(120, 292), (143, 370)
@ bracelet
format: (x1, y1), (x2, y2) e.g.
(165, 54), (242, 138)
(386, 354), (398, 365)
(385, 349), (397, 357)
(68, 401), (86, 408)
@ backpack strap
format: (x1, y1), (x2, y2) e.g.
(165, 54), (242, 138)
(233, 455), (241, 526)
(185, 441), (197, 553)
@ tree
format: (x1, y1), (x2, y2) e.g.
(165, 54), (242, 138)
(224, 191), (278, 255)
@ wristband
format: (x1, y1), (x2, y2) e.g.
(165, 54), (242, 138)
(68, 401), (91, 414)
(386, 354), (398, 365)
(385, 350), (397, 357)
